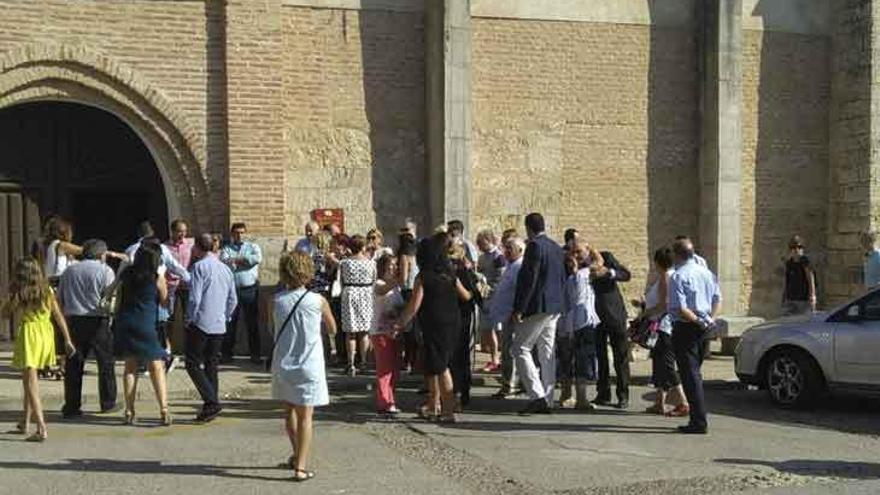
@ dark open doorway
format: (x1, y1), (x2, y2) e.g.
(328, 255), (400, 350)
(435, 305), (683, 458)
(0, 101), (169, 339)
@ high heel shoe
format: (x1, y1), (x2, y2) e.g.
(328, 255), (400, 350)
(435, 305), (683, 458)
(123, 409), (136, 426)
(417, 404), (439, 421)
(160, 408), (172, 427)
(25, 429), (47, 442)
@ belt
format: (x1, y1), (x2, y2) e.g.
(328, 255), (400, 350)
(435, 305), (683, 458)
(343, 283), (373, 287)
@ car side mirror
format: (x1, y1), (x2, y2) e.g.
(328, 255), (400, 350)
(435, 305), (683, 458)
(847, 305), (861, 319)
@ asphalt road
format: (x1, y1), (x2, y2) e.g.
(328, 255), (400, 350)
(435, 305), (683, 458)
(2, 365), (880, 494)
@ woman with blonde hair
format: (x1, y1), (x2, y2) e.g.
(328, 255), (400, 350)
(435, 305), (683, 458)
(3, 258), (75, 442)
(272, 250), (338, 482)
(366, 228), (393, 260)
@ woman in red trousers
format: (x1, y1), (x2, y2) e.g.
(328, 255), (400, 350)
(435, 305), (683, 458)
(371, 253), (405, 416)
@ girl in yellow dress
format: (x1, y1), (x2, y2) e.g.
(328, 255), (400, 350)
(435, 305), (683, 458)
(2, 258), (75, 442)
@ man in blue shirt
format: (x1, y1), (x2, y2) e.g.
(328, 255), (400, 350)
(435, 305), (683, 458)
(669, 239), (722, 434)
(220, 222), (263, 364)
(488, 235), (525, 399)
(186, 233), (238, 422)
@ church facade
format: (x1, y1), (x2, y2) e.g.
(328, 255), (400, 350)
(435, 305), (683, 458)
(0, 0), (869, 322)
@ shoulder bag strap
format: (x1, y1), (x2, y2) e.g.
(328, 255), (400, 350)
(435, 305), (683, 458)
(273, 291), (310, 345)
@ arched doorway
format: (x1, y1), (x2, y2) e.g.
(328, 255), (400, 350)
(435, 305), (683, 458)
(0, 101), (171, 339)
(0, 101), (169, 251)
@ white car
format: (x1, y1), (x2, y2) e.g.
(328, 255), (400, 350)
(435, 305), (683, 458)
(735, 288), (880, 408)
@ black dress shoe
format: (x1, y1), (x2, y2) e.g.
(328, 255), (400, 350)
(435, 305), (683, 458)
(592, 397), (613, 406)
(62, 410), (83, 420)
(196, 405), (223, 423)
(519, 398), (551, 415)
(615, 400), (629, 410)
(677, 424), (708, 435)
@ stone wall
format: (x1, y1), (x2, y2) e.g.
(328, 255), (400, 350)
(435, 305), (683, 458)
(740, 29), (830, 316)
(282, 6), (427, 240)
(471, 18), (699, 303)
(826, 0), (874, 305)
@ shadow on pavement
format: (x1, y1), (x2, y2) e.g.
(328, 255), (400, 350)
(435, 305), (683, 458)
(0, 458), (292, 483)
(706, 387), (880, 436)
(716, 458), (880, 480)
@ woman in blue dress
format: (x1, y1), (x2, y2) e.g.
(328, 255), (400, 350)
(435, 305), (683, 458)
(112, 240), (171, 426)
(272, 250), (338, 482)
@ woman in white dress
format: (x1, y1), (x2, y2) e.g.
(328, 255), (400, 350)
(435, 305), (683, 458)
(339, 235), (376, 376)
(272, 251), (338, 482)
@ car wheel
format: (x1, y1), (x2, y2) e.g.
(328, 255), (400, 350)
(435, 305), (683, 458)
(765, 349), (822, 409)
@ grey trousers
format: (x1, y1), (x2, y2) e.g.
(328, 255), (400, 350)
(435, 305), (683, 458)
(499, 318), (519, 392)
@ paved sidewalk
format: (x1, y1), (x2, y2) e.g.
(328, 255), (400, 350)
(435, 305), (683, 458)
(0, 349), (740, 411)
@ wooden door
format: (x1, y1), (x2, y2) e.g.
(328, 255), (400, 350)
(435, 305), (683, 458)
(0, 187), (41, 341)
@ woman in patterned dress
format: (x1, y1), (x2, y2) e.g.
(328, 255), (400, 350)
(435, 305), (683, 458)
(339, 235), (376, 376)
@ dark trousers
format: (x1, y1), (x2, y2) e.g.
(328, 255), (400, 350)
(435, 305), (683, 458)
(63, 316), (117, 414)
(331, 297), (347, 366)
(222, 285), (260, 360)
(450, 312), (474, 404)
(672, 321), (708, 429)
(186, 326), (223, 408)
(595, 321), (630, 402)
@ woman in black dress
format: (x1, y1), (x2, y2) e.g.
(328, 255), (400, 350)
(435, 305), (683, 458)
(449, 244), (481, 409)
(396, 233), (472, 423)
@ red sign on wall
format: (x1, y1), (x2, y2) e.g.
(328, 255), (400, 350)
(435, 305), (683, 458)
(311, 208), (344, 233)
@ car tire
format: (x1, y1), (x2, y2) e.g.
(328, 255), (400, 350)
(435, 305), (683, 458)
(764, 349), (823, 409)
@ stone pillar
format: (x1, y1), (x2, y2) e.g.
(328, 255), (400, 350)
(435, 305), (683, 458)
(699, 0), (743, 314)
(826, 0), (876, 304)
(426, 0), (472, 228)
(225, 0), (286, 237)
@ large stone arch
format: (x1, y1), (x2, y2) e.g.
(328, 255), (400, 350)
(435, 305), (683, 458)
(0, 43), (216, 231)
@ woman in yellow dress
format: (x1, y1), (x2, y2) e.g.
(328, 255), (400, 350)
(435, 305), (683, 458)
(2, 257), (75, 442)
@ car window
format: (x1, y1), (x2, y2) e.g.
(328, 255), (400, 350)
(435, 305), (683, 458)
(861, 291), (880, 321)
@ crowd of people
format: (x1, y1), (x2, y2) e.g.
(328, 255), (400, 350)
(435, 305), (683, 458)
(3, 211), (726, 482)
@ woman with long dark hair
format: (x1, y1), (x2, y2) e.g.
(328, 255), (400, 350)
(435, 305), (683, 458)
(112, 240), (171, 426)
(396, 233), (472, 423)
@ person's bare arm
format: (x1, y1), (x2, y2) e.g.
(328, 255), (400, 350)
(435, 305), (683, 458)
(806, 265), (817, 310)
(58, 241), (83, 258)
(156, 276), (169, 306)
(644, 275), (668, 318)
(321, 297), (338, 336)
(49, 296), (75, 355)
(399, 257), (411, 288)
(396, 277), (424, 328)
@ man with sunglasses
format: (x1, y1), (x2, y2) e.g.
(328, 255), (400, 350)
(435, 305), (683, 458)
(782, 235), (816, 316)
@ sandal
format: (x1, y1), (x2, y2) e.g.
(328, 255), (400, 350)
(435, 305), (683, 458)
(13, 421), (27, 434)
(438, 413), (457, 424)
(278, 454), (297, 469)
(292, 468), (315, 482)
(123, 409), (136, 426)
(644, 404), (665, 415)
(666, 405), (690, 418)
(160, 408), (173, 427)
(25, 430), (47, 443)
(417, 404), (439, 421)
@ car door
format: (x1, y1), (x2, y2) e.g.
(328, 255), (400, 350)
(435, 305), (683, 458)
(833, 290), (880, 386)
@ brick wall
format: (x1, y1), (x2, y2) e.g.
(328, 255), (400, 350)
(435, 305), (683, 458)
(471, 19), (699, 303)
(740, 29), (830, 316)
(227, 0), (286, 235)
(0, 0), (225, 228)
(282, 6), (427, 239)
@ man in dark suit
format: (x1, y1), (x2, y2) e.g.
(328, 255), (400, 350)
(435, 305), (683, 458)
(592, 249), (632, 409)
(512, 213), (566, 414)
